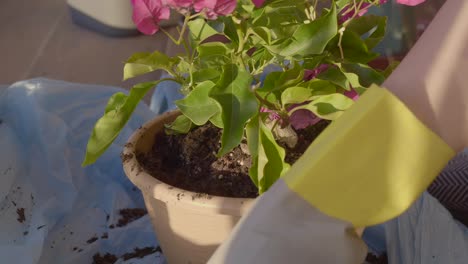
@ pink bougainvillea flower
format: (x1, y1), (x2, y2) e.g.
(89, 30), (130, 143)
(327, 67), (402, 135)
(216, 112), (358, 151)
(194, 0), (237, 20)
(251, 0), (265, 8)
(260, 107), (281, 121)
(288, 87), (359, 130)
(260, 105), (321, 130)
(396, 0), (426, 6)
(290, 109), (321, 130)
(286, 103), (321, 130)
(304, 64), (329, 81)
(194, 0), (216, 11)
(131, 0), (170, 35)
(344, 88), (359, 101)
(165, 0), (193, 8)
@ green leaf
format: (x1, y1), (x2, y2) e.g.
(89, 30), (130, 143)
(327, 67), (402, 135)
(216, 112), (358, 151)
(259, 71), (282, 92)
(306, 80), (337, 98)
(249, 159), (260, 189)
(347, 15), (387, 50)
(253, 0), (307, 29)
(104, 92), (127, 113)
(336, 0), (350, 9)
(250, 47), (274, 71)
(382, 60), (400, 78)
(303, 55), (328, 70)
(338, 30), (379, 63)
(317, 67), (350, 90)
(277, 4), (337, 57)
(176, 57), (191, 75)
(209, 111), (224, 128)
(192, 69), (221, 83)
(342, 63), (386, 87)
(256, 119), (290, 193)
(250, 27), (272, 45)
(188, 18), (218, 43)
(165, 115), (193, 134)
(175, 81), (220, 126)
(281, 86), (313, 106)
(259, 63), (304, 93)
(123, 52), (177, 80)
(83, 81), (158, 166)
(246, 115), (260, 187)
(256, 64), (304, 105)
(241, 2), (255, 13)
(196, 42), (231, 68)
(342, 71), (361, 90)
(246, 114), (260, 159)
(296, 93), (354, 120)
(210, 64), (258, 157)
(220, 17), (239, 44)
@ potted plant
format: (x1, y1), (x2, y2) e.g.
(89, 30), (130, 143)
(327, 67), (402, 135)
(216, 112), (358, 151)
(83, 0), (426, 263)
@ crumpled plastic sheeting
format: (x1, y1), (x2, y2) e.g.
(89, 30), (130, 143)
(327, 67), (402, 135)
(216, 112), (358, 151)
(0, 79), (165, 264)
(386, 192), (468, 263)
(363, 191), (468, 263)
(150, 78), (183, 115)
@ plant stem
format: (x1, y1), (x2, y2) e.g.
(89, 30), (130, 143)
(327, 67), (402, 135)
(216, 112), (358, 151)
(312, 0), (318, 20)
(338, 27), (345, 60)
(158, 77), (182, 85)
(176, 15), (190, 45)
(160, 27), (179, 45)
(160, 13), (193, 46)
(254, 90), (279, 110)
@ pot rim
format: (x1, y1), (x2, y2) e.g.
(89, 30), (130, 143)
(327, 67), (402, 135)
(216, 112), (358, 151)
(122, 111), (256, 216)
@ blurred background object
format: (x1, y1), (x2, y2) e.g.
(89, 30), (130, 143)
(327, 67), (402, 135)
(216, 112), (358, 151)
(67, 0), (182, 37)
(0, 0), (183, 102)
(399, 0), (446, 52)
(67, 0), (139, 37)
(371, 0), (446, 59)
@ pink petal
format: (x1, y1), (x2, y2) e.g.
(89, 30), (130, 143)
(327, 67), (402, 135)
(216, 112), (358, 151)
(135, 17), (159, 35)
(344, 89), (359, 101)
(290, 109), (321, 130)
(131, 0), (170, 35)
(251, 0), (265, 8)
(194, 0), (217, 12)
(260, 107), (281, 121)
(194, 0), (237, 20)
(158, 7), (171, 20)
(165, 0), (193, 8)
(214, 0), (237, 16)
(304, 64), (329, 80)
(396, 0), (426, 6)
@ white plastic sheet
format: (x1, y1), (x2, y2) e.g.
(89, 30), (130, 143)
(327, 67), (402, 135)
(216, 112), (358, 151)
(0, 79), (164, 264)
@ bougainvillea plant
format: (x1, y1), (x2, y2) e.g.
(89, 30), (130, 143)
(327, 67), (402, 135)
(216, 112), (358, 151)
(83, 0), (426, 193)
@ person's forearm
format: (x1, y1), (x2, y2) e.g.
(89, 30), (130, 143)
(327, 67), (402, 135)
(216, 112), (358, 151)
(383, 0), (468, 151)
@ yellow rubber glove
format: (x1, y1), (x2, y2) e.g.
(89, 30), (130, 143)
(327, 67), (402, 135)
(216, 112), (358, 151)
(285, 85), (455, 227)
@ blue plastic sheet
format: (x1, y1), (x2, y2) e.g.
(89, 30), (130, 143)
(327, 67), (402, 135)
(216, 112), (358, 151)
(150, 78), (183, 115)
(385, 192), (468, 263)
(0, 79), (163, 264)
(363, 191), (468, 263)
